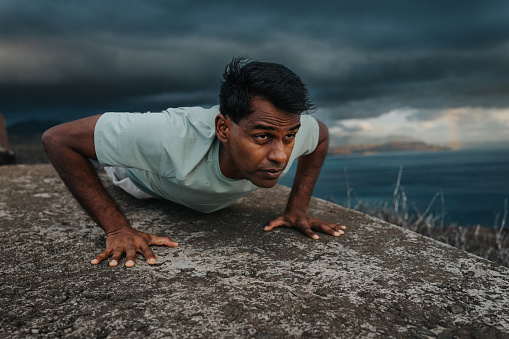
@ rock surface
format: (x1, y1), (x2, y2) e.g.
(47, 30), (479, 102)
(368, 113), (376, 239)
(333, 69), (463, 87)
(1, 164), (509, 338)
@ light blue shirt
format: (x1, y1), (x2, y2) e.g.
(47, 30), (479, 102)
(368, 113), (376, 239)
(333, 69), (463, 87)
(95, 106), (319, 213)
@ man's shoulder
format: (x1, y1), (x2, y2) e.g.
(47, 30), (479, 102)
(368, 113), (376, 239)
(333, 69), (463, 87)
(95, 105), (221, 153)
(163, 105), (220, 129)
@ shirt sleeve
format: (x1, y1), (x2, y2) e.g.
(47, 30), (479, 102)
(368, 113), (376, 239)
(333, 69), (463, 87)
(94, 108), (217, 177)
(94, 112), (166, 173)
(281, 114), (320, 176)
(293, 114), (320, 157)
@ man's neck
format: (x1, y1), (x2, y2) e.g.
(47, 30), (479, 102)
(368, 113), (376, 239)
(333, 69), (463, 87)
(218, 142), (243, 180)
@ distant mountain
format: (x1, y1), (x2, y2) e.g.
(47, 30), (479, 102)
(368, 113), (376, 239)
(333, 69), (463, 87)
(329, 134), (422, 147)
(329, 141), (450, 155)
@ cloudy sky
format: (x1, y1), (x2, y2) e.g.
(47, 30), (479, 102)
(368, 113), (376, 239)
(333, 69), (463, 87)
(1, 0), (508, 146)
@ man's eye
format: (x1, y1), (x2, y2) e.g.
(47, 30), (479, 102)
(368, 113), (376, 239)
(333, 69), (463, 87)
(254, 135), (268, 140)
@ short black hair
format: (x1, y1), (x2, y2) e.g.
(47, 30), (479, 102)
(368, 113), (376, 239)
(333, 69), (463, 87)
(219, 57), (314, 123)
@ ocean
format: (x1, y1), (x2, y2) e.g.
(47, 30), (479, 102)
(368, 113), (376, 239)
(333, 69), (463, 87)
(279, 147), (509, 228)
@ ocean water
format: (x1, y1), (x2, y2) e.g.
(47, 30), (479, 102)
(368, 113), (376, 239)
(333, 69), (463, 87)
(279, 147), (509, 228)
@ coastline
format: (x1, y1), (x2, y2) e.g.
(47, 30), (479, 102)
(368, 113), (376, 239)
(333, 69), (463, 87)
(329, 141), (450, 155)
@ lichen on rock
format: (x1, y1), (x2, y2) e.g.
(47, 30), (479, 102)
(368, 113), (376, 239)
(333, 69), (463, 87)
(1, 164), (508, 338)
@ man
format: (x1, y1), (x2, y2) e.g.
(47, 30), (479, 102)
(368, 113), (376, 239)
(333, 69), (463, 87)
(42, 57), (346, 268)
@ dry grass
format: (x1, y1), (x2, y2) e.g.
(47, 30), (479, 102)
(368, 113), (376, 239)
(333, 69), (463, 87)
(344, 166), (509, 268)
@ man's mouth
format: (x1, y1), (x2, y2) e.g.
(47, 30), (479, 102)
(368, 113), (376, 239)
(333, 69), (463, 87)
(259, 168), (284, 179)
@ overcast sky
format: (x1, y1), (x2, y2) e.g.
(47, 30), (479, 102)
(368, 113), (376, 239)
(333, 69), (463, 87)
(1, 0), (508, 146)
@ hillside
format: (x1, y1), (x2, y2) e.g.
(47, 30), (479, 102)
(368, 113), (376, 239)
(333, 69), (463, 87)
(329, 141), (450, 155)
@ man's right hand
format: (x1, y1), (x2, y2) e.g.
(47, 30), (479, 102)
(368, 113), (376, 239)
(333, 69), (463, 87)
(43, 116), (178, 268)
(91, 227), (179, 267)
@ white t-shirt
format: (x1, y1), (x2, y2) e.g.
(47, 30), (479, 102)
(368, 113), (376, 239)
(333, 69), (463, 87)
(94, 105), (319, 213)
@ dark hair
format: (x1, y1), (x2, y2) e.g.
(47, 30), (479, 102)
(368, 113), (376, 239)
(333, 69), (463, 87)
(219, 57), (314, 123)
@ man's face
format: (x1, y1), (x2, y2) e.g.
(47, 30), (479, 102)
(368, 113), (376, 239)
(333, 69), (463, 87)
(217, 97), (301, 188)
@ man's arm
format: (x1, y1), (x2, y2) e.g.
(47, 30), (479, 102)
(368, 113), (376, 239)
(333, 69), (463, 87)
(264, 120), (346, 239)
(42, 115), (177, 267)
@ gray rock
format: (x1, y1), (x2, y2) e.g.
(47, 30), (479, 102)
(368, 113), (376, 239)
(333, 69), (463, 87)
(1, 164), (508, 338)
(449, 304), (465, 314)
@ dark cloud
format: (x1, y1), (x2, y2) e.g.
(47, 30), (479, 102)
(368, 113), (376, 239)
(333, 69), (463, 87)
(1, 0), (508, 124)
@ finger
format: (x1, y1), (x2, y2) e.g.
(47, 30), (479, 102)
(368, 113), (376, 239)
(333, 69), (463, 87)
(109, 250), (124, 267)
(139, 244), (157, 265)
(91, 248), (113, 265)
(125, 245), (136, 267)
(264, 217), (290, 231)
(297, 221), (319, 240)
(333, 228), (345, 236)
(149, 234), (179, 247)
(319, 223), (345, 237)
(332, 223), (347, 233)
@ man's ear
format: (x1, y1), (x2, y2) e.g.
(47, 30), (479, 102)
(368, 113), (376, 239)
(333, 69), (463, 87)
(215, 114), (231, 143)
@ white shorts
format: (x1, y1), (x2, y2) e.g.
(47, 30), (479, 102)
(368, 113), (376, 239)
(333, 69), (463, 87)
(103, 166), (156, 200)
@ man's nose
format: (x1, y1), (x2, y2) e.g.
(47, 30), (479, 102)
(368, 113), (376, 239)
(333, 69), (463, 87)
(267, 141), (287, 164)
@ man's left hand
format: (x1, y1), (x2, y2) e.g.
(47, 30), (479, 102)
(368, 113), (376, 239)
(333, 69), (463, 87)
(264, 209), (346, 239)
